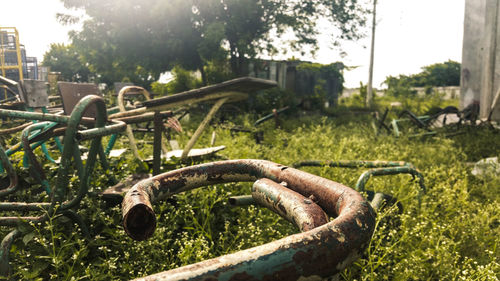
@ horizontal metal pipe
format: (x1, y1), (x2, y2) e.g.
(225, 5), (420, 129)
(76, 120), (126, 140)
(252, 178), (329, 232)
(0, 202), (50, 212)
(123, 159), (375, 280)
(293, 160), (413, 169)
(0, 108), (95, 125)
(0, 122), (32, 136)
(0, 215), (46, 226)
(254, 106), (290, 126)
(115, 111), (173, 124)
(355, 166), (426, 193)
(228, 195), (255, 206)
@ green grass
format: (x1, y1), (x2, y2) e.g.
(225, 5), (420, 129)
(0, 95), (499, 280)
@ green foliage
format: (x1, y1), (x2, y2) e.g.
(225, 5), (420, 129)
(295, 62), (345, 106)
(384, 60), (461, 97)
(1, 95), (499, 280)
(42, 44), (91, 82)
(59, 0), (367, 81)
(151, 66), (202, 96)
(244, 87), (297, 114)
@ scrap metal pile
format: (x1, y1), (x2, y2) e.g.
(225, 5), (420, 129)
(0, 75), (426, 280)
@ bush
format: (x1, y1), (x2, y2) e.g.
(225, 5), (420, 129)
(151, 66), (202, 96)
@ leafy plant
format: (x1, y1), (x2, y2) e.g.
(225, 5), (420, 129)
(0, 95), (498, 280)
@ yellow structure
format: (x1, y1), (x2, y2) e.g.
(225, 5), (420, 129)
(0, 27), (23, 80)
(0, 27), (24, 99)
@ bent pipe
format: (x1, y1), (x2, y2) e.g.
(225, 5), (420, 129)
(0, 145), (19, 198)
(292, 160), (425, 194)
(252, 178), (329, 232)
(116, 86), (169, 161)
(356, 166), (426, 192)
(122, 159), (376, 280)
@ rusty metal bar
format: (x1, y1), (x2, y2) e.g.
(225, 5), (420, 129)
(252, 178), (329, 232)
(27, 111), (172, 145)
(355, 166), (426, 193)
(0, 108), (95, 125)
(254, 106), (290, 126)
(152, 112), (162, 175)
(293, 160), (413, 169)
(0, 144), (18, 198)
(181, 97), (228, 159)
(117, 86), (149, 160)
(76, 120), (125, 140)
(292, 160), (425, 193)
(115, 86), (170, 161)
(0, 121), (31, 136)
(122, 159), (375, 280)
(227, 195), (254, 206)
(0, 229), (21, 276)
(0, 202), (50, 211)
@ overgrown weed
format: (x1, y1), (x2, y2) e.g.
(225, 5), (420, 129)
(0, 96), (498, 280)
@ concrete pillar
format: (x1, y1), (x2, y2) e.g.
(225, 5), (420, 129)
(461, 0), (500, 121)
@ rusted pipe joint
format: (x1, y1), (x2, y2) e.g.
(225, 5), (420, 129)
(122, 160), (375, 280)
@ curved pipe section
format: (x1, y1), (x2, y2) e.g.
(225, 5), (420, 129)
(122, 159), (375, 280)
(0, 145), (18, 198)
(116, 86), (169, 161)
(53, 95), (107, 209)
(118, 86), (151, 160)
(252, 178), (329, 232)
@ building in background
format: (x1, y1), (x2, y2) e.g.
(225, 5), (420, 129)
(248, 60), (344, 107)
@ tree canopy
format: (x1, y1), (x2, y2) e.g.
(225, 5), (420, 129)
(384, 60), (461, 89)
(42, 43), (91, 82)
(53, 0), (368, 86)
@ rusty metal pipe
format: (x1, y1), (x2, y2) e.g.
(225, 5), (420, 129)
(123, 159), (375, 280)
(0, 122), (32, 136)
(252, 178), (329, 232)
(228, 195), (254, 206)
(0, 145), (18, 198)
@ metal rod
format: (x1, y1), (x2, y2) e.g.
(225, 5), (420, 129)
(181, 97), (228, 159)
(227, 195), (255, 206)
(153, 112), (162, 175)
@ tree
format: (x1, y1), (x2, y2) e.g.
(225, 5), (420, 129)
(383, 60), (461, 96)
(58, 0), (368, 85)
(42, 43), (91, 82)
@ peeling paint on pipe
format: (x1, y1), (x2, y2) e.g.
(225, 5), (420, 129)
(122, 159), (375, 280)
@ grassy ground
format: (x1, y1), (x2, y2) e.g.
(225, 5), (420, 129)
(0, 94), (499, 280)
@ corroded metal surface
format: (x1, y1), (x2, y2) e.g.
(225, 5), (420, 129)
(0, 145), (18, 198)
(0, 121), (31, 136)
(292, 160), (425, 210)
(57, 82), (101, 117)
(0, 95), (129, 276)
(293, 160), (413, 169)
(141, 77), (277, 110)
(20, 79), (49, 108)
(292, 160), (425, 194)
(122, 159), (375, 280)
(252, 178), (329, 232)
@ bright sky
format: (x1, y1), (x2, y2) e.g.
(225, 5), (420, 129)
(1, 0), (465, 88)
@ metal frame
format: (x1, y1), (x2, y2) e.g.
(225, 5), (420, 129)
(109, 77), (277, 159)
(292, 160), (426, 208)
(0, 95), (127, 275)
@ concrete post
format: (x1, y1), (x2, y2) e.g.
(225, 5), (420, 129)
(461, 0), (500, 121)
